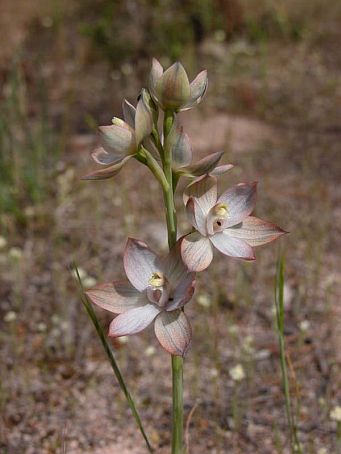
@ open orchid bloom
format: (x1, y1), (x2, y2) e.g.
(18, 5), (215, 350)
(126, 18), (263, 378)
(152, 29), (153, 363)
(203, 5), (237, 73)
(164, 123), (234, 178)
(82, 91), (153, 180)
(181, 175), (286, 272)
(86, 238), (195, 356)
(149, 58), (208, 111)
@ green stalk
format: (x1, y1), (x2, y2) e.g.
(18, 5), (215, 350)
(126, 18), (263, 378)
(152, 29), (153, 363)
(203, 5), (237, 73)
(275, 254), (302, 454)
(163, 110), (184, 454)
(72, 264), (154, 453)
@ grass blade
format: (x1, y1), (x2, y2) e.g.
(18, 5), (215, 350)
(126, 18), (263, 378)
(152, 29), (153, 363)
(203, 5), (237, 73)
(72, 263), (154, 453)
(274, 253), (302, 454)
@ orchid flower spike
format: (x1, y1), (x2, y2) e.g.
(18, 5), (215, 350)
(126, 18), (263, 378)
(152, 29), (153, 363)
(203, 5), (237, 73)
(86, 238), (195, 356)
(149, 58), (208, 112)
(181, 175), (287, 272)
(164, 122), (234, 179)
(82, 91), (153, 180)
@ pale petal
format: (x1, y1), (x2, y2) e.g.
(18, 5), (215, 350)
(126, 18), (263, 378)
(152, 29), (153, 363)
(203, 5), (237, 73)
(210, 231), (255, 260)
(160, 62), (190, 110)
(217, 182), (257, 228)
(181, 151), (224, 177)
(154, 310), (192, 356)
(91, 147), (123, 166)
(86, 280), (148, 314)
(185, 198), (207, 235)
(210, 164), (234, 176)
(183, 175), (217, 215)
(124, 238), (162, 292)
(166, 273), (196, 311)
(149, 58), (163, 102)
(181, 232), (213, 272)
(135, 93), (153, 146)
(99, 124), (135, 155)
(181, 69), (208, 110)
(165, 124), (192, 168)
(226, 216), (287, 247)
(81, 156), (132, 180)
(109, 304), (160, 337)
(122, 99), (136, 128)
(161, 240), (187, 285)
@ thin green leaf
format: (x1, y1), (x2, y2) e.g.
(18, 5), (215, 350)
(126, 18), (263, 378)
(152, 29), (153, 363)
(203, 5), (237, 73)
(72, 263), (154, 453)
(274, 252), (302, 454)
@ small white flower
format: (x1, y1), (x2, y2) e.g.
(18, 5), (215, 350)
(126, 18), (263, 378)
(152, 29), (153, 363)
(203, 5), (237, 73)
(197, 294), (211, 308)
(0, 236), (7, 249)
(145, 345), (156, 356)
(299, 320), (310, 332)
(330, 406), (341, 422)
(37, 322), (47, 333)
(9, 247), (23, 260)
(229, 364), (245, 382)
(83, 276), (97, 288)
(4, 311), (17, 322)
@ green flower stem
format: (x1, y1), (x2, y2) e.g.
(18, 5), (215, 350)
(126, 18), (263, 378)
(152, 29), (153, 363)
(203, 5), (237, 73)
(171, 355), (184, 454)
(141, 147), (169, 193)
(163, 111), (177, 248)
(163, 110), (184, 454)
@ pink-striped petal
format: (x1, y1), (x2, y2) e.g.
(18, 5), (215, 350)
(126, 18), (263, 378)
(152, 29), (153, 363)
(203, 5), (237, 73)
(161, 240), (187, 285)
(185, 198), (207, 235)
(86, 280), (148, 314)
(226, 216), (287, 247)
(91, 147), (123, 166)
(182, 151), (224, 177)
(183, 175), (217, 215)
(124, 238), (162, 292)
(165, 124), (192, 168)
(81, 156), (132, 180)
(135, 92), (153, 146)
(166, 273), (196, 311)
(181, 70), (208, 111)
(109, 304), (160, 337)
(122, 99), (136, 128)
(149, 58), (163, 103)
(210, 164), (234, 176)
(181, 232), (213, 272)
(210, 231), (255, 260)
(154, 310), (192, 356)
(217, 182), (257, 227)
(99, 124), (135, 155)
(160, 62), (190, 110)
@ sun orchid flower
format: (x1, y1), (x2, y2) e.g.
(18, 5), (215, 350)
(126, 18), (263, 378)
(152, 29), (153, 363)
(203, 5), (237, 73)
(149, 58), (208, 111)
(82, 91), (153, 180)
(86, 238), (195, 356)
(181, 175), (286, 272)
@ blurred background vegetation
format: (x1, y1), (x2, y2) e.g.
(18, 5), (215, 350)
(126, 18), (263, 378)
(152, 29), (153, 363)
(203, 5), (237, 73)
(0, 1), (340, 452)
